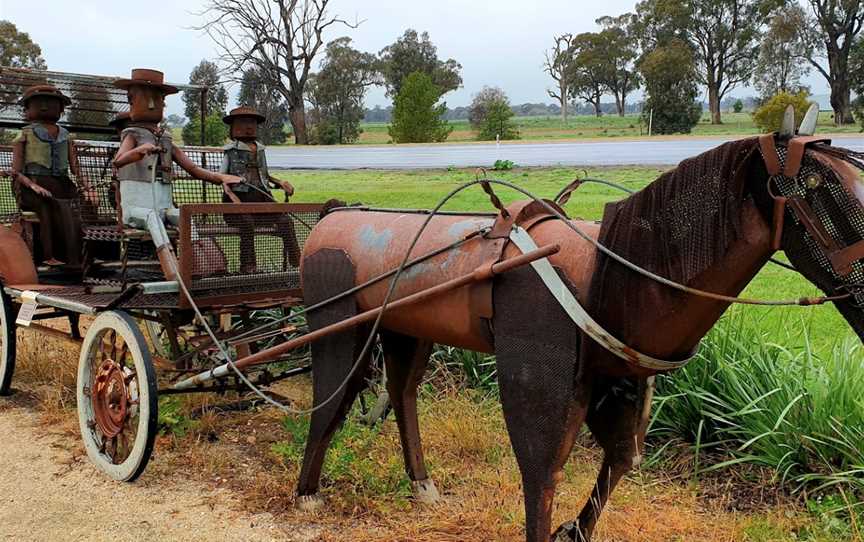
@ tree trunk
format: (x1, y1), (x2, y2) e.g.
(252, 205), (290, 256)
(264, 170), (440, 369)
(288, 99), (308, 145)
(828, 52), (855, 125)
(561, 82), (568, 122)
(615, 93), (625, 117)
(594, 101), (602, 117)
(708, 83), (722, 124)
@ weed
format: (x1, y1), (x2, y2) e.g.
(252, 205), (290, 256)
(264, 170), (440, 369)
(492, 159), (516, 171)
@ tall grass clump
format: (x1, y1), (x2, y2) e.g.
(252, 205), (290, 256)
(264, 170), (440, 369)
(651, 313), (864, 495)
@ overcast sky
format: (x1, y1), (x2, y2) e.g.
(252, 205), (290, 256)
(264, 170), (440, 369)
(0, 0), (830, 116)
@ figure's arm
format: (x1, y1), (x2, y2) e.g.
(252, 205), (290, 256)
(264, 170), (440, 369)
(112, 133), (158, 169)
(68, 139), (89, 189)
(11, 138), (52, 198)
(268, 174), (295, 197)
(172, 146), (241, 186)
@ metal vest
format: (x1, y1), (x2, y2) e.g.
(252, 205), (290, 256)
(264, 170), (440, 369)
(20, 124), (70, 177)
(222, 140), (270, 193)
(117, 127), (174, 184)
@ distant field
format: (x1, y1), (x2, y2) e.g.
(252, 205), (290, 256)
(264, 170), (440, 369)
(352, 111), (860, 144)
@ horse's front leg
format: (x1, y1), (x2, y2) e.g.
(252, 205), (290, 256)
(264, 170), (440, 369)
(553, 376), (655, 542)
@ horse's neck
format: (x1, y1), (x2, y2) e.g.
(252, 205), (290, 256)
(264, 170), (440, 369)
(621, 199), (774, 360)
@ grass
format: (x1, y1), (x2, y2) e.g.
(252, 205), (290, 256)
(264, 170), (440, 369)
(343, 111), (861, 145)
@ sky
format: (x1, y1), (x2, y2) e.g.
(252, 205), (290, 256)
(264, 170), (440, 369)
(0, 0), (831, 116)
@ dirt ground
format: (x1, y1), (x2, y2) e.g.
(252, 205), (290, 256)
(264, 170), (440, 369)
(0, 406), (315, 542)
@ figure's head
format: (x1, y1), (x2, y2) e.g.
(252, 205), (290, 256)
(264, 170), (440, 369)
(756, 107), (864, 341)
(19, 85), (70, 123)
(114, 69), (177, 124)
(224, 106), (265, 141)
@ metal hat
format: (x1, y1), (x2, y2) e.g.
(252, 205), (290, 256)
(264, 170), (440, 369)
(113, 68), (179, 95)
(108, 111), (131, 128)
(223, 106), (265, 124)
(18, 84), (72, 106)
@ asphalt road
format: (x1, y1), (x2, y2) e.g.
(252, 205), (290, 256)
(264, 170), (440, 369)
(266, 136), (864, 170)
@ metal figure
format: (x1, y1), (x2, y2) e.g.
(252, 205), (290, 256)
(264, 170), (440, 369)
(221, 106), (299, 272)
(10, 85), (92, 268)
(111, 69), (241, 279)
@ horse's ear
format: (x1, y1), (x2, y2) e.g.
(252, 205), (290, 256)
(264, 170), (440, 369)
(780, 105), (796, 137)
(799, 103), (819, 136)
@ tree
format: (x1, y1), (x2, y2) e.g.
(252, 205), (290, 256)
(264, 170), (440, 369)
(164, 114), (187, 129)
(182, 111), (229, 146)
(752, 91), (813, 133)
(568, 32), (608, 117)
(798, 0), (864, 124)
(198, 0), (360, 144)
(388, 72), (451, 143)
(238, 67), (290, 145)
(305, 37), (378, 145)
(378, 29), (462, 98)
(469, 87), (519, 141)
(733, 99), (744, 113)
(0, 21), (46, 69)
(181, 60), (228, 145)
(0, 21), (46, 143)
(595, 15), (641, 117)
(640, 39), (703, 134)
(753, 4), (811, 99)
(543, 33), (577, 122)
(849, 37), (864, 129)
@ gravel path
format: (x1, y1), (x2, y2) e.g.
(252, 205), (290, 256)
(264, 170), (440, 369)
(0, 408), (302, 542)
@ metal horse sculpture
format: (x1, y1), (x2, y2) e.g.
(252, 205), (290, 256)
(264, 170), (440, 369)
(295, 120), (864, 542)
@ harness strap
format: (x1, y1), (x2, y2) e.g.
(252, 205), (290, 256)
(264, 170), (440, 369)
(508, 226), (695, 372)
(784, 136), (832, 178)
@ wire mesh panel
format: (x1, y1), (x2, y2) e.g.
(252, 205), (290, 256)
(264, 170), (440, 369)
(75, 141), (120, 225)
(0, 145), (18, 223)
(0, 67), (204, 135)
(171, 146), (226, 206)
(178, 203), (322, 308)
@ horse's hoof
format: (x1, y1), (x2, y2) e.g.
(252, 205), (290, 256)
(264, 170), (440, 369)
(411, 478), (440, 504)
(552, 521), (586, 542)
(296, 494), (325, 512)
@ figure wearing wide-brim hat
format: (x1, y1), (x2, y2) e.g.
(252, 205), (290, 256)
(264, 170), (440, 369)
(221, 106), (299, 271)
(11, 84), (90, 268)
(111, 68), (241, 280)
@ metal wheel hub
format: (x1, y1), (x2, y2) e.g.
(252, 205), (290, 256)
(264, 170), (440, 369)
(92, 359), (130, 438)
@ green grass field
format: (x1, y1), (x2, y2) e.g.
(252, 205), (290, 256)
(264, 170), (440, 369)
(352, 111), (861, 144)
(275, 165), (853, 355)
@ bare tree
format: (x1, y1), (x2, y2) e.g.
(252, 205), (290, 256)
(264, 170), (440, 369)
(544, 33), (576, 122)
(196, 0), (359, 144)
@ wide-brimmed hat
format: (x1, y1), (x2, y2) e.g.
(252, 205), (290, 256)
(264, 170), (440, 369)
(223, 106), (265, 124)
(113, 68), (179, 95)
(18, 84), (72, 106)
(108, 111), (131, 128)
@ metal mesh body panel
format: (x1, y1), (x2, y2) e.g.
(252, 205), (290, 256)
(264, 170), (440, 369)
(178, 203), (322, 307)
(0, 145), (17, 222)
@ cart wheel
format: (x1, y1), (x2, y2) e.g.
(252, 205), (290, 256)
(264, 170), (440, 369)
(77, 311), (158, 482)
(0, 291), (16, 396)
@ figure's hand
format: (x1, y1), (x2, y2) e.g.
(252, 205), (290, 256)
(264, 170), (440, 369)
(278, 180), (295, 197)
(29, 183), (52, 198)
(220, 174), (243, 186)
(138, 143), (160, 156)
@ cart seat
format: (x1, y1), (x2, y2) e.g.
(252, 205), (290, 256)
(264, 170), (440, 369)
(83, 224), (179, 243)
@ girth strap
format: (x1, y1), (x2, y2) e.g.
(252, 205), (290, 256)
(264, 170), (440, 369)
(508, 226), (695, 372)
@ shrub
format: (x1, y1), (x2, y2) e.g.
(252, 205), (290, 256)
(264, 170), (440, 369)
(388, 72), (452, 143)
(733, 99), (744, 113)
(492, 159), (516, 171)
(182, 112), (229, 146)
(469, 87), (519, 141)
(639, 40), (703, 134)
(752, 91), (813, 133)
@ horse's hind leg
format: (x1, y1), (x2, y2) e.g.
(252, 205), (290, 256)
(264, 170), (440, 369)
(553, 376), (656, 541)
(493, 266), (592, 542)
(379, 330), (438, 503)
(296, 249), (369, 510)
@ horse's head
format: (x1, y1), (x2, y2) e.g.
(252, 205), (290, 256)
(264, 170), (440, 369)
(757, 109), (864, 340)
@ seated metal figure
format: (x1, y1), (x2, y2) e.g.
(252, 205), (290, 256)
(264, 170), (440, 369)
(221, 106), (299, 272)
(10, 85), (93, 268)
(111, 69), (240, 280)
